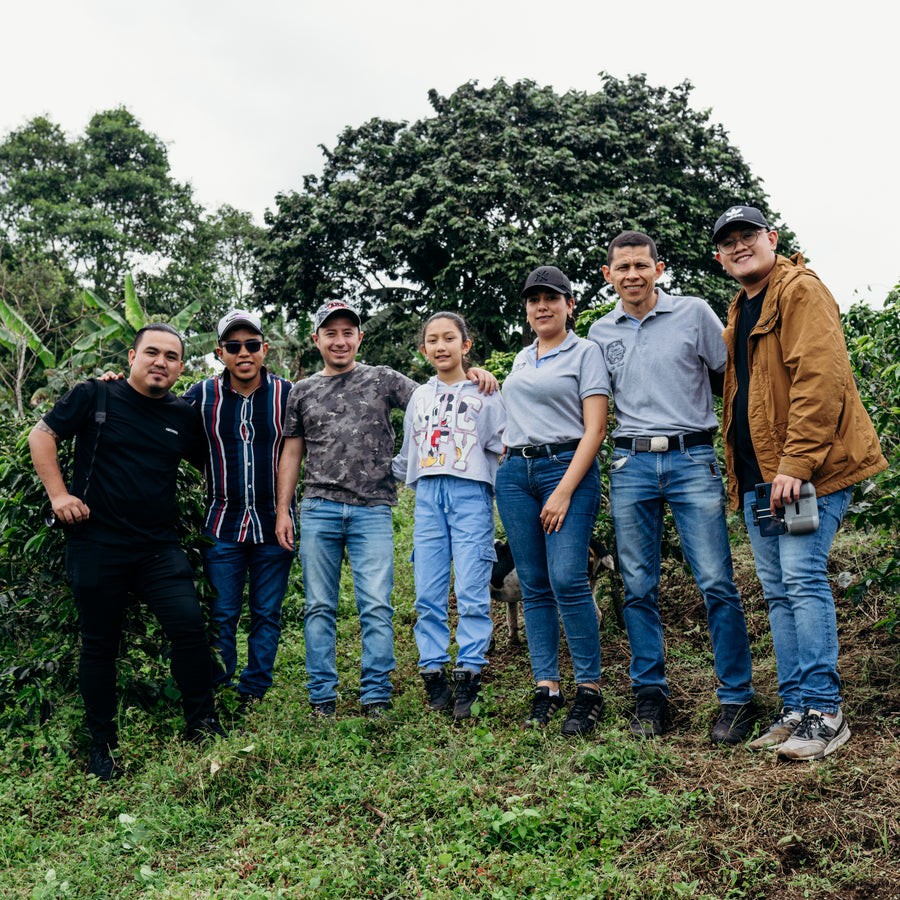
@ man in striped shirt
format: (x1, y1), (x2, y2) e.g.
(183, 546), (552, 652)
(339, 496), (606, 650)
(184, 309), (295, 713)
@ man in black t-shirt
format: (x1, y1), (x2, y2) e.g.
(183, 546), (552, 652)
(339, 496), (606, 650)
(29, 324), (223, 780)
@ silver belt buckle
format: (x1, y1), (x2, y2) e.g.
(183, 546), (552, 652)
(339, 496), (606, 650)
(649, 436), (669, 453)
(522, 445), (538, 459)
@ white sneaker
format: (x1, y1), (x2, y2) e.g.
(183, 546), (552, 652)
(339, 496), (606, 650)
(748, 709), (803, 750)
(776, 709), (851, 761)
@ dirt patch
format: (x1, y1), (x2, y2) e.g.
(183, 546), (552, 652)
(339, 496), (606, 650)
(479, 530), (900, 896)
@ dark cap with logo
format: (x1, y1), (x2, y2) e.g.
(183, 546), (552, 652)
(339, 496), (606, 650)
(521, 266), (572, 299)
(314, 300), (362, 331)
(713, 206), (770, 244)
(217, 309), (263, 340)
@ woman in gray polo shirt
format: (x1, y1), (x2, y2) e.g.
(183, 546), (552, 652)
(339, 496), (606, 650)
(495, 266), (610, 737)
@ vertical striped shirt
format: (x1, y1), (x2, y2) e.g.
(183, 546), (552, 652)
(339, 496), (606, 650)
(183, 367), (294, 543)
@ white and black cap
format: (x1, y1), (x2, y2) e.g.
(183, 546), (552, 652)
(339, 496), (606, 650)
(713, 206), (770, 244)
(217, 309), (263, 340)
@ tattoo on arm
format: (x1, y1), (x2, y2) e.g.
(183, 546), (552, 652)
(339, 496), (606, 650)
(34, 421), (58, 439)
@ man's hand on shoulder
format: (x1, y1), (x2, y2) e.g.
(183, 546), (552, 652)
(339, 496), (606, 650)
(98, 371), (126, 382)
(466, 367), (499, 395)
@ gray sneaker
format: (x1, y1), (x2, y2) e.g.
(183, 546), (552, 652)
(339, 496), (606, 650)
(748, 709), (803, 750)
(777, 710), (851, 761)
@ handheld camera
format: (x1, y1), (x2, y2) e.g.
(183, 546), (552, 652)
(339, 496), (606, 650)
(751, 481), (819, 536)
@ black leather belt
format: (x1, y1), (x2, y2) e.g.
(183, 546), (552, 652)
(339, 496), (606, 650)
(507, 440), (581, 459)
(613, 433), (714, 453)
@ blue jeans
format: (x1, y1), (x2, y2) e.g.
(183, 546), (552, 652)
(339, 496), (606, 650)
(495, 451), (602, 684)
(412, 476), (496, 673)
(743, 486), (851, 715)
(610, 444), (753, 704)
(299, 498), (395, 705)
(203, 538), (295, 698)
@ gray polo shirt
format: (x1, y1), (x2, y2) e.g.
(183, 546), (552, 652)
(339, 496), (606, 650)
(501, 331), (610, 447)
(587, 289), (724, 438)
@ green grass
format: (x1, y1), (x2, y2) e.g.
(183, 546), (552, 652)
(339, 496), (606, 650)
(1, 493), (899, 899)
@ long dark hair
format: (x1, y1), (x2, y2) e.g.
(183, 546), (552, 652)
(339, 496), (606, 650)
(419, 311), (473, 369)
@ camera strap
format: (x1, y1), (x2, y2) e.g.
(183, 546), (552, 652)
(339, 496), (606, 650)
(78, 378), (108, 504)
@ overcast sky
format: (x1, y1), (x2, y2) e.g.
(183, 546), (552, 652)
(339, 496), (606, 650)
(3, 0), (897, 308)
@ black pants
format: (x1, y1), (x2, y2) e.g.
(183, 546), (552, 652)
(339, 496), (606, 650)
(66, 542), (215, 744)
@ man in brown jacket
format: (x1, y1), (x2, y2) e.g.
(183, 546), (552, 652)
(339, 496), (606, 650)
(714, 205), (886, 761)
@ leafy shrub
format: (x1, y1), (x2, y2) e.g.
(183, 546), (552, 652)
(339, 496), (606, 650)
(844, 287), (900, 627)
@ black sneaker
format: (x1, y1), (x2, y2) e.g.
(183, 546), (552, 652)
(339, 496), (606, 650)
(421, 669), (454, 712)
(524, 686), (567, 728)
(311, 700), (337, 719)
(362, 700), (392, 720)
(711, 702), (755, 744)
(561, 686), (605, 737)
(237, 692), (262, 717)
(185, 716), (228, 745)
(88, 743), (116, 781)
(630, 692), (669, 739)
(451, 668), (482, 721)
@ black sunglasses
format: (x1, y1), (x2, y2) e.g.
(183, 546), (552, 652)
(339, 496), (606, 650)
(221, 339), (263, 354)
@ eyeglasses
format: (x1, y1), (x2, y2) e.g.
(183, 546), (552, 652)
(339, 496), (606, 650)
(717, 229), (768, 254)
(222, 339), (263, 354)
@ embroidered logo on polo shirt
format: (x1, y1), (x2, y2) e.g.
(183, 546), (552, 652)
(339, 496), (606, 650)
(606, 340), (626, 367)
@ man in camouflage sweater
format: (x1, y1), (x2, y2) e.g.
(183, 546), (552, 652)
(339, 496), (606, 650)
(276, 301), (496, 718)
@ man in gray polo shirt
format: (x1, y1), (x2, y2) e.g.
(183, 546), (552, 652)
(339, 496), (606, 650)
(588, 230), (754, 743)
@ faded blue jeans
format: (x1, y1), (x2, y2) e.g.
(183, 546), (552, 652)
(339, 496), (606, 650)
(610, 443), (754, 704)
(743, 486), (852, 715)
(412, 476), (496, 673)
(495, 451), (602, 685)
(299, 498), (395, 706)
(203, 538), (295, 698)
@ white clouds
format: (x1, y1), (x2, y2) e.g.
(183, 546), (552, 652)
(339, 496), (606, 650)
(3, 0), (898, 304)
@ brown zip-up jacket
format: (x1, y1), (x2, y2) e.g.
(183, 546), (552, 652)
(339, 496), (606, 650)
(722, 253), (887, 511)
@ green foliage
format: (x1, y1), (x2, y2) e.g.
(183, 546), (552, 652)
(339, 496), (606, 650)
(255, 75), (796, 375)
(843, 287), (900, 627)
(0, 110), (260, 407)
(0, 417), (76, 734)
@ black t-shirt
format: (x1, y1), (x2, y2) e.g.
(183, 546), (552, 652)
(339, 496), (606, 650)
(733, 285), (767, 496)
(43, 379), (204, 546)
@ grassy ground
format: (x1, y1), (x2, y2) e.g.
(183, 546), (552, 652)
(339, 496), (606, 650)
(1, 490), (899, 899)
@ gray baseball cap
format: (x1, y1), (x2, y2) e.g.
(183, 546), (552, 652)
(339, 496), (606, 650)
(314, 300), (362, 330)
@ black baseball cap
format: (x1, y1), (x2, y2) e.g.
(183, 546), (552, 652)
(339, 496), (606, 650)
(521, 266), (572, 298)
(713, 206), (770, 244)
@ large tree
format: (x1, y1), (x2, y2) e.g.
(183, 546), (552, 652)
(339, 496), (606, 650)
(0, 109), (196, 299)
(0, 111), (260, 402)
(255, 75), (796, 367)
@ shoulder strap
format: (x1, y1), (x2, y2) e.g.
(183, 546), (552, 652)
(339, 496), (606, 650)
(80, 378), (109, 501)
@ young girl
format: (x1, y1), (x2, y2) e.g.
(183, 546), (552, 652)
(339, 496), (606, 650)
(393, 312), (506, 720)
(495, 266), (609, 736)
